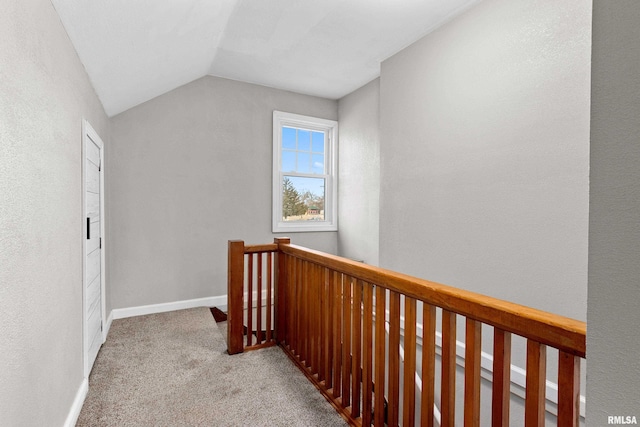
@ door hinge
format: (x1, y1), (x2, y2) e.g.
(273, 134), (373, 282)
(99, 238), (102, 249)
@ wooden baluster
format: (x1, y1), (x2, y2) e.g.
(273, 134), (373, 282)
(341, 275), (352, 408)
(308, 262), (315, 371)
(492, 328), (511, 427)
(323, 268), (333, 389)
(464, 318), (482, 427)
(300, 259), (308, 364)
(284, 255), (291, 349)
(374, 286), (386, 427)
(273, 237), (290, 345)
(387, 291), (401, 427)
(296, 258), (303, 356)
(403, 297), (417, 427)
(421, 303), (436, 427)
(558, 351), (580, 427)
(351, 279), (363, 419)
(311, 263), (320, 375)
(302, 261), (313, 368)
(314, 263), (322, 375)
(309, 264), (316, 367)
(318, 266), (326, 383)
(284, 253), (292, 348)
(266, 251), (272, 342)
(290, 257), (298, 354)
(441, 309), (457, 426)
(525, 340), (547, 427)
(332, 270), (342, 400)
(227, 240), (245, 355)
(294, 258), (300, 353)
(284, 255), (288, 348)
(298, 258), (305, 360)
(308, 262), (314, 370)
(256, 253), (263, 344)
(362, 282), (374, 426)
(247, 253), (253, 347)
(309, 263), (315, 372)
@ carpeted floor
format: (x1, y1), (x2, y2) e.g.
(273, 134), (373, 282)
(76, 307), (347, 426)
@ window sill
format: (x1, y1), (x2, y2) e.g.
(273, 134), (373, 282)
(273, 223), (338, 233)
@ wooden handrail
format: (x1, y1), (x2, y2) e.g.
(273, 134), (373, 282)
(227, 239), (587, 426)
(278, 243), (585, 357)
(244, 243), (278, 254)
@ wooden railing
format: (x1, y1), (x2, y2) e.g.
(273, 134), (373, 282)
(227, 239), (586, 426)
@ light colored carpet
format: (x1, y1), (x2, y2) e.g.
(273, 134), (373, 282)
(77, 307), (347, 427)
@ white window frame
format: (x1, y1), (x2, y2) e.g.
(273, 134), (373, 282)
(273, 111), (338, 232)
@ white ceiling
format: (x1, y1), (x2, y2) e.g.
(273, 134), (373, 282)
(51, 0), (480, 117)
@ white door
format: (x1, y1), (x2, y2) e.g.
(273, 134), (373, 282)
(83, 120), (104, 376)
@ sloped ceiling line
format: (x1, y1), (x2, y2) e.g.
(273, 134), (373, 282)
(51, 0), (479, 117)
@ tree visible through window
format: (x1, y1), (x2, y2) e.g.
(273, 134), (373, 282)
(282, 177), (307, 219)
(273, 111), (337, 232)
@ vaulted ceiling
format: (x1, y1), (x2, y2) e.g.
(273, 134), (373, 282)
(51, 0), (480, 117)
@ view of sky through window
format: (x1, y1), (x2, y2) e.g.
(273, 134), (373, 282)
(281, 126), (325, 196)
(273, 111), (337, 231)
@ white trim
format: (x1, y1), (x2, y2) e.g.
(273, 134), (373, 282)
(384, 321), (443, 425)
(243, 289), (270, 310)
(111, 296), (228, 320)
(434, 331), (586, 418)
(81, 119), (105, 379)
(272, 110), (338, 233)
(385, 310), (586, 419)
(63, 378), (88, 427)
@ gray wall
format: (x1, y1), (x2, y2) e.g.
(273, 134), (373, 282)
(337, 78), (381, 265)
(378, 0), (591, 321)
(0, 0), (110, 425)
(370, 1), (592, 422)
(588, 1), (640, 422)
(109, 76), (338, 309)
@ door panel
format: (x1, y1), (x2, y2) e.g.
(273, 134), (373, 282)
(87, 275), (100, 314)
(87, 221), (100, 254)
(86, 139), (100, 167)
(86, 164), (99, 193)
(84, 126), (103, 375)
(86, 192), (100, 218)
(86, 247), (100, 285)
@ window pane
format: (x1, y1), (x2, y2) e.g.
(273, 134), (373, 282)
(282, 176), (325, 222)
(273, 111), (337, 232)
(282, 150), (296, 172)
(282, 127), (296, 149)
(297, 152), (311, 173)
(298, 130), (311, 150)
(312, 154), (324, 174)
(312, 131), (324, 153)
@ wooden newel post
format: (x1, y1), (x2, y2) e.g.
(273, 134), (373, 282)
(273, 237), (290, 344)
(227, 240), (245, 355)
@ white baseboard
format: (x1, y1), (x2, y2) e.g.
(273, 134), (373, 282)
(111, 296), (228, 320)
(385, 311), (586, 419)
(63, 378), (88, 427)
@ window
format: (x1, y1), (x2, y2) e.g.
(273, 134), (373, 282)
(273, 111), (338, 232)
